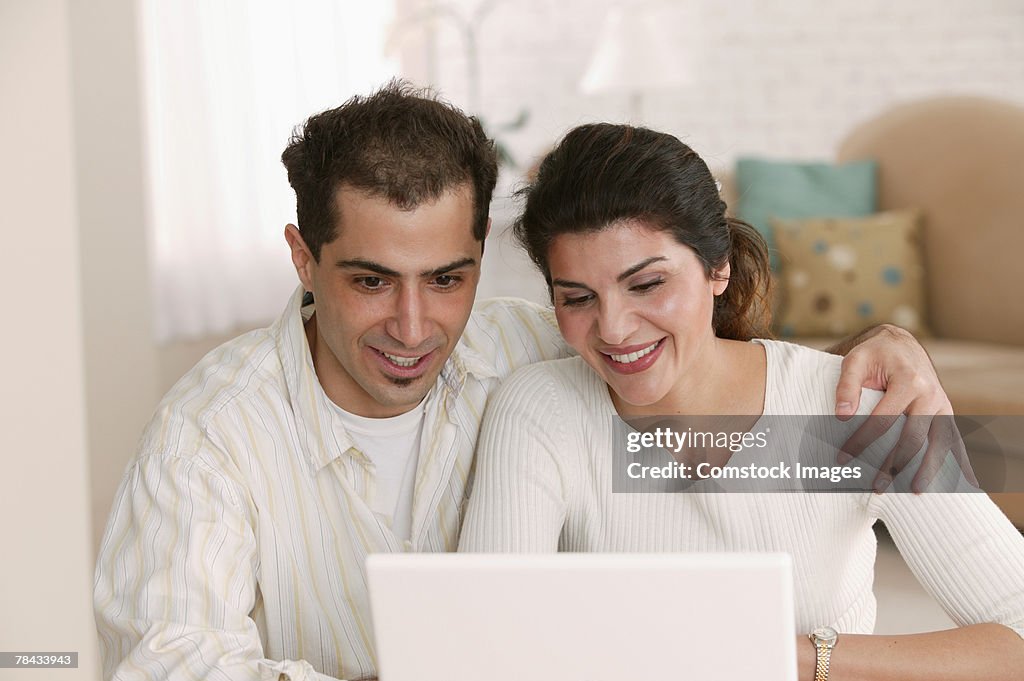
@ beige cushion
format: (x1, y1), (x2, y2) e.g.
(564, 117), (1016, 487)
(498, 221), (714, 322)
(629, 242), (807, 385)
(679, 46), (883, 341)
(837, 97), (1024, 345)
(919, 338), (1024, 415)
(772, 212), (928, 337)
(794, 337), (1024, 416)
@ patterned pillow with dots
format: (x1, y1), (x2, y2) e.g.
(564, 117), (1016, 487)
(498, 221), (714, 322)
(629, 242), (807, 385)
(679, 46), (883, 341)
(770, 211), (929, 338)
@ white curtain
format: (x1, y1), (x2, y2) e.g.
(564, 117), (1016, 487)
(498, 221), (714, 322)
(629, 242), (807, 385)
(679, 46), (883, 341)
(140, 0), (398, 342)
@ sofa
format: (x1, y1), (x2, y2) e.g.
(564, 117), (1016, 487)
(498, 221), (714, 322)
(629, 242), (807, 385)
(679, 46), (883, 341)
(724, 96), (1024, 526)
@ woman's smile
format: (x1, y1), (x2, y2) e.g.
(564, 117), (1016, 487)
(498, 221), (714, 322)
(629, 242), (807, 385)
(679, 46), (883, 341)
(547, 221), (729, 414)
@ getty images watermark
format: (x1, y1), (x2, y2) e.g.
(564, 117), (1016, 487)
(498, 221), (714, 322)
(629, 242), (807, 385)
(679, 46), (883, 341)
(612, 415), (1024, 494)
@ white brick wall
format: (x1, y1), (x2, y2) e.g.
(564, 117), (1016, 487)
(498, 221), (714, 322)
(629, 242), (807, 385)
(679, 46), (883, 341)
(406, 0), (1024, 171)
(399, 0), (1024, 300)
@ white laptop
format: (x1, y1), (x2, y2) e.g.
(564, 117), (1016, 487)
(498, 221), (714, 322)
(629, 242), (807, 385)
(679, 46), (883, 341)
(367, 553), (796, 681)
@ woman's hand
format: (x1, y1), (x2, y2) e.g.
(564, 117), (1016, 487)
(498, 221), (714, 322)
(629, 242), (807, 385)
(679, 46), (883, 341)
(828, 324), (977, 493)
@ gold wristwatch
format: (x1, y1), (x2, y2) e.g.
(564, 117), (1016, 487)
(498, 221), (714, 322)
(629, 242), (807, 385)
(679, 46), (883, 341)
(808, 626), (838, 681)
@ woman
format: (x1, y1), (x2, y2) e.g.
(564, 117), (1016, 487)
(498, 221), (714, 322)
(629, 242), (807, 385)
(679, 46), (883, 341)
(458, 123), (1024, 679)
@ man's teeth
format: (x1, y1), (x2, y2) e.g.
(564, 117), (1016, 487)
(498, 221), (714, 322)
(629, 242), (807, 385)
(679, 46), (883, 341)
(383, 352), (422, 367)
(608, 341), (659, 364)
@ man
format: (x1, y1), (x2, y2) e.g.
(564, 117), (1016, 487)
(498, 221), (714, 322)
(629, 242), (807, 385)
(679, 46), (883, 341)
(94, 82), (956, 681)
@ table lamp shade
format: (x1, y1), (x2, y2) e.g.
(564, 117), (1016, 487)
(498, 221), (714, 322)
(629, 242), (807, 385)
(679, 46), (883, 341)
(579, 5), (692, 95)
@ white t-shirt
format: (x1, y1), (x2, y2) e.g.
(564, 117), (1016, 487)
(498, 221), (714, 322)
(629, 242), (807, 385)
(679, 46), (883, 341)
(334, 400), (426, 541)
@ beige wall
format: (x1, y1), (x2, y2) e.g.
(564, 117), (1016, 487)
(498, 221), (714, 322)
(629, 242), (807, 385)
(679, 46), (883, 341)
(0, 1), (101, 679)
(67, 0), (160, 551)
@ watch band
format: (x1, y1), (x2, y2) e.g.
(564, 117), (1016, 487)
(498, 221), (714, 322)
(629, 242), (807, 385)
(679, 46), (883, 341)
(811, 640), (832, 681)
(809, 626), (838, 681)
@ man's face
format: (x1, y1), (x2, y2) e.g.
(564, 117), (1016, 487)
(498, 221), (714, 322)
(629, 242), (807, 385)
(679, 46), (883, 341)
(287, 184), (483, 417)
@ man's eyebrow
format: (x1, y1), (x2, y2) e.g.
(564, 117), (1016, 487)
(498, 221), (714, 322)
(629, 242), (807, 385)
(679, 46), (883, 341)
(336, 257), (477, 278)
(552, 256), (668, 289)
(422, 257), (476, 278)
(336, 259), (402, 277)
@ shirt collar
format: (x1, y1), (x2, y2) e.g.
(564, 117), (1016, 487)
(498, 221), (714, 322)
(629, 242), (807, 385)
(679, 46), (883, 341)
(438, 336), (499, 394)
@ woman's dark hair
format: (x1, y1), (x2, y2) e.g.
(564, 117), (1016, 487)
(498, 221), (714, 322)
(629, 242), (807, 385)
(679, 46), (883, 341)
(513, 123), (772, 341)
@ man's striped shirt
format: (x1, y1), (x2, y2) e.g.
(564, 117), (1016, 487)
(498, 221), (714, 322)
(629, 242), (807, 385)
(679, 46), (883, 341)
(94, 287), (566, 681)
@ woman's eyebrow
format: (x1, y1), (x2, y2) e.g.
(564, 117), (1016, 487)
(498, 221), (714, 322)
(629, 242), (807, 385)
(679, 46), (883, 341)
(617, 256), (667, 282)
(552, 278), (590, 289)
(552, 256), (668, 289)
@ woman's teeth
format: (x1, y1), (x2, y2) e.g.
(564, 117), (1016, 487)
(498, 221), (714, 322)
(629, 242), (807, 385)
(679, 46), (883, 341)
(607, 341), (659, 364)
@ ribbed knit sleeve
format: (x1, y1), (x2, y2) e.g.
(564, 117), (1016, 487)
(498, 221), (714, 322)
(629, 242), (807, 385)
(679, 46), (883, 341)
(459, 362), (577, 552)
(769, 338), (1024, 638)
(871, 492), (1024, 638)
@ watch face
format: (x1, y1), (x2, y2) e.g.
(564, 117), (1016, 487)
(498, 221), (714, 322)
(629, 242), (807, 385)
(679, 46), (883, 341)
(811, 626), (838, 645)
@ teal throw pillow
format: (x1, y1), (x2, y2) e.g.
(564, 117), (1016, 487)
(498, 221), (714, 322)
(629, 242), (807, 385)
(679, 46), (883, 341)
(735, 157), (877, 270)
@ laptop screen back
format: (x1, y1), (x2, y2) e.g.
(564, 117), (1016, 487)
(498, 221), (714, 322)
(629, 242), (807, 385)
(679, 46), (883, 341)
(367, 552), (796, 681)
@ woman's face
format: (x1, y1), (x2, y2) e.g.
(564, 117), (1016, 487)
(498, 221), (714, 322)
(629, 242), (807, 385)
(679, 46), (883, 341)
(548, 221), (728, 412)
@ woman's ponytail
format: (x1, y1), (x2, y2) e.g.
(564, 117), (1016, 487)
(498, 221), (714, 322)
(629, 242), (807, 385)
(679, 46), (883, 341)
(712, 217), (773, 341)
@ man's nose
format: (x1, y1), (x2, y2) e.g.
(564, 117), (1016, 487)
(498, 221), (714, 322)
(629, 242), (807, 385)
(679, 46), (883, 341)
(388, 286), (432, 349)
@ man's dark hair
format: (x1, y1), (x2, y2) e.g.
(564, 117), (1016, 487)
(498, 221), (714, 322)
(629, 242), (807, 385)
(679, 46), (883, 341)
(281, 80), (498, 260)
